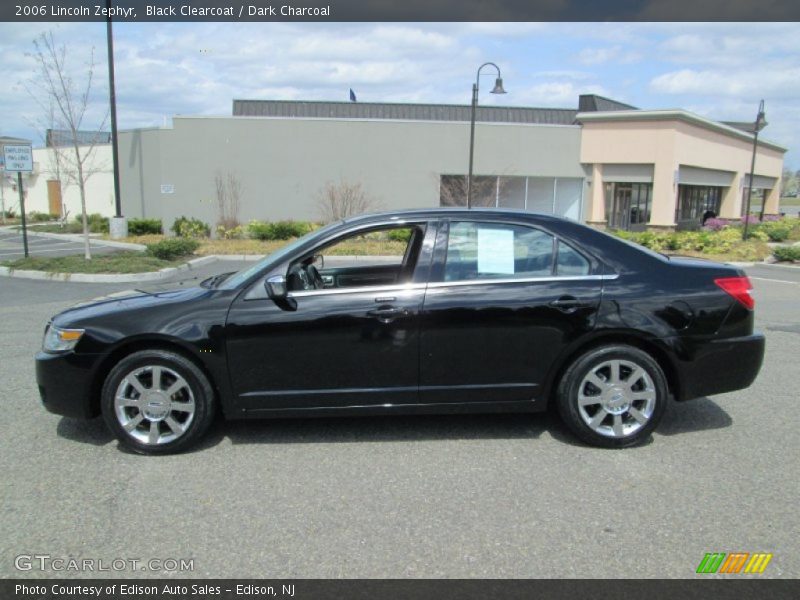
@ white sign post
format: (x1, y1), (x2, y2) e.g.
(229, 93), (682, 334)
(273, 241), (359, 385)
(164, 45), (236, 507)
(3, 145), (33, 257)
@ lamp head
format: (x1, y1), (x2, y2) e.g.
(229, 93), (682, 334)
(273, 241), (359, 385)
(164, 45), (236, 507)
(490, 77), (507, 94)
(755, 99), (767, 132)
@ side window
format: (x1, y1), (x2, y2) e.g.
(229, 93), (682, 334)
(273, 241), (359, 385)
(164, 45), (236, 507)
(555, 240), (590, 276)
(286, 225), (424, 292)
(444, 221), (555, 282)
(319, 226), (415, 269)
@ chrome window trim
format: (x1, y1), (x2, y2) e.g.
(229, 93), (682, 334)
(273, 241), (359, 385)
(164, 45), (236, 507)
(288, 283), (426, 298)
(287, 274), (618, 297)
(427, 274), (617, 289)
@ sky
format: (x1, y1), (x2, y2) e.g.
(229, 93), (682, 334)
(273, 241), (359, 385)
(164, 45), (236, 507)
(1, 21), (799, 169)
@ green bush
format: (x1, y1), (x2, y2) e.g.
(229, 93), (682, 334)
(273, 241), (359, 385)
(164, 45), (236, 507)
(215, 224), (247, 239)
(611, 227), (766, 257)
(759, 220), (793, 242)
(773, 246), (800, 262)
(145, 238), (199, 260)
(28, 211), (58, 222)
(387, 228), (413, 243)
(171, 216), (210, 238)
(73, 213), (109, 233)
(128, 218), (162, 236)
(2, 209), (15, 219)
(247, 220), (313, 241)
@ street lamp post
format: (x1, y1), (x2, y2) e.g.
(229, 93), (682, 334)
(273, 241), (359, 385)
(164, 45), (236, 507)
(106, 0), (126, 239)
(467, 62), (506, 209)
(743, 99), (767, 241)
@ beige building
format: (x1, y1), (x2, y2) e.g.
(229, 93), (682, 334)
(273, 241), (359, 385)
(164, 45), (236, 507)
(580, 109), (786, 230)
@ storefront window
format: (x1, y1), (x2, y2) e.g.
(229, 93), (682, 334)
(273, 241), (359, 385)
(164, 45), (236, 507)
(676, 185), (722, 227)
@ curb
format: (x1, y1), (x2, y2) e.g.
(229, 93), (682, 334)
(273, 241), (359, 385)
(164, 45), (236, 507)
(27, 229), (146, 251)
(0, 256), (217, 283)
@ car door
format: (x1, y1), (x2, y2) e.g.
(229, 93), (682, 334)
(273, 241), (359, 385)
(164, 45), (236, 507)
(224, 221), (436, 413)
(419, 219), (603, 407)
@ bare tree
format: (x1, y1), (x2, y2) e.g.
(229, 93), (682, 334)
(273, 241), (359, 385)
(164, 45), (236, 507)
(26, 31), (108, 259)
(780, 167), (797, 197)
(214, 171), (243, 230)
(317, 180), (379, 223)
(438, 174), (509, 207)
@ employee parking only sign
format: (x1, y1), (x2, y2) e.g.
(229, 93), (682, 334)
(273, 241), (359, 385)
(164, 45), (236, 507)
(2, 144), (33, 172)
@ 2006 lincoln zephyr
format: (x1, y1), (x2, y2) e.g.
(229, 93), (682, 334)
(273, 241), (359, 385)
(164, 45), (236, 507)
(36, 209), (765, 454)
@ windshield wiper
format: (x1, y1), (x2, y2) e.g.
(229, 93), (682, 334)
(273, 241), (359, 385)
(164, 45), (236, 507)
(200, 271), (235, 289)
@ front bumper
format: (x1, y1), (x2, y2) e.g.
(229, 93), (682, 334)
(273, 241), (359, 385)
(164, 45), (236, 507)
(35, 351), (101, 419)
(676, 332), (766, 401)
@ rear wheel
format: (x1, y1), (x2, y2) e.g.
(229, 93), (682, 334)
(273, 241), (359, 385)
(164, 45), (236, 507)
(101, 350), (215, 455)
(556, 345), (668, 448)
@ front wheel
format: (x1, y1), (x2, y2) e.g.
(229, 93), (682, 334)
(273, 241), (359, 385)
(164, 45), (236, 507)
(101, 350), (216, 455)
(556, 345), (668, 448)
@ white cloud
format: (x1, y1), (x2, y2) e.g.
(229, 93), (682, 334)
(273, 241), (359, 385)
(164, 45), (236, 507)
(511, 82), (608, 107)
(650, 67), (800, 100)
(576, 46), (640, 66)
(1, 22), (798, 167)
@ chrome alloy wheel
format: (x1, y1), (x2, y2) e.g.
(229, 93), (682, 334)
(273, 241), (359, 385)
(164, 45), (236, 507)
(114, 365), (196, 445)
(576, 359), (656, 438)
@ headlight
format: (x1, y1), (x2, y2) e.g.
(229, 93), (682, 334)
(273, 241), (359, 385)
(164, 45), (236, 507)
(43, 325), (85, 353)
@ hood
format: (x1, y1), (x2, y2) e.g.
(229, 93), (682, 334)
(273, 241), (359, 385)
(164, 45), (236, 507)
(53, 286), (210, 326)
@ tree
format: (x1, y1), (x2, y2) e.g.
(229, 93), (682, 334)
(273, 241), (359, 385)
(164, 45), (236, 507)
(780, 167), (797, 197)
(317, 180), (379, 223)
(438, 174), (509, 207)
(214, 171), (243, 231)
(26, 31), (108, 259)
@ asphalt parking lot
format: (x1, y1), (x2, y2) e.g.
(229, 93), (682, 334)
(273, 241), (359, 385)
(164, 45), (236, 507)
(0, 229), (121, 261)
(0, 262), (798, 578)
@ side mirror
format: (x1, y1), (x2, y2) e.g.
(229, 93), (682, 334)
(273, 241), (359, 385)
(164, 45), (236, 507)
(265, 275), (287, 300)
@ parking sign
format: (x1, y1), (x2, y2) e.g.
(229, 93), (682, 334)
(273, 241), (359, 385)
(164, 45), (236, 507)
(2, 145), (33, 172)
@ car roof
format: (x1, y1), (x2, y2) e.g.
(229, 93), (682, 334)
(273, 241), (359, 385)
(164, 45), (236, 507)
(342, 207), (567, 226)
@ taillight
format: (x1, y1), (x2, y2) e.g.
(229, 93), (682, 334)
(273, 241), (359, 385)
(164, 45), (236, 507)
(714, 276), (754, 310)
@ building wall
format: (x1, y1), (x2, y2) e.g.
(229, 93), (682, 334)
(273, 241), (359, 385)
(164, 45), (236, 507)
(3, 145), (114, 219)
(118, 128), (164, 220)
(580, 117), (785, 227)
(119, 116), (585, 229)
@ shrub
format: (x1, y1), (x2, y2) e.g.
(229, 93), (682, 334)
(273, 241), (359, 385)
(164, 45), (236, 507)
(270, 220), (312, 240)
(702, 218), (728, 231)
(145, 238), (199, 260)
(759, 220), (792, 242)
(247, 220), (313, 241)
(773, 246), (800, 262)
(741, 215), (760, 226)
(215, 224), (247, 239)
(73, 213), (109, 233)
(28, 211), (58, 222)
(128, 218), (163, 236)
(171, 216), (210, 238)
(2, 209), (16, 219)
(387, 228), (413, 243)
(247, 220), (272, 240)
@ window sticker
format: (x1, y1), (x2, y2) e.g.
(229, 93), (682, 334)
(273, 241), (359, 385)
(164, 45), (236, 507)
(477, 228), (514, 274)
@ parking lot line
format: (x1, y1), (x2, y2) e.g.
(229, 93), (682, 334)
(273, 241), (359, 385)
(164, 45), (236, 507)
(751, 276), (799, 285)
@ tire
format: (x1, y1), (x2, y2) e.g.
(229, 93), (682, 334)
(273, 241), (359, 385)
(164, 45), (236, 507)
(101, 349), (216, 455)
(556, 344), (668, 448)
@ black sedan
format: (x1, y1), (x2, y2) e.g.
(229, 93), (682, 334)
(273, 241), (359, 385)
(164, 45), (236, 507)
(36, 209), (765, 454)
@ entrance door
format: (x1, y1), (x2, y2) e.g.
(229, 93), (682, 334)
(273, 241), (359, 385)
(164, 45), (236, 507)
(47, 180), (62, 216)
(609, 185), (632, 230)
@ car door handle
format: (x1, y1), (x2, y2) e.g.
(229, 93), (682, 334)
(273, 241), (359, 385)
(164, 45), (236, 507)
(367, 306), (408, 322)
(549, 296), (590, 312)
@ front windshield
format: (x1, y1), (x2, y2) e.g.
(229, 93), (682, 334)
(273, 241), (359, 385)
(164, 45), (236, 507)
(218, 220), (342, 289)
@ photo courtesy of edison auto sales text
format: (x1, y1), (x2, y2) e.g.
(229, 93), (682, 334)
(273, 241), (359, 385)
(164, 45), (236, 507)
(15, 583), (295, 596)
